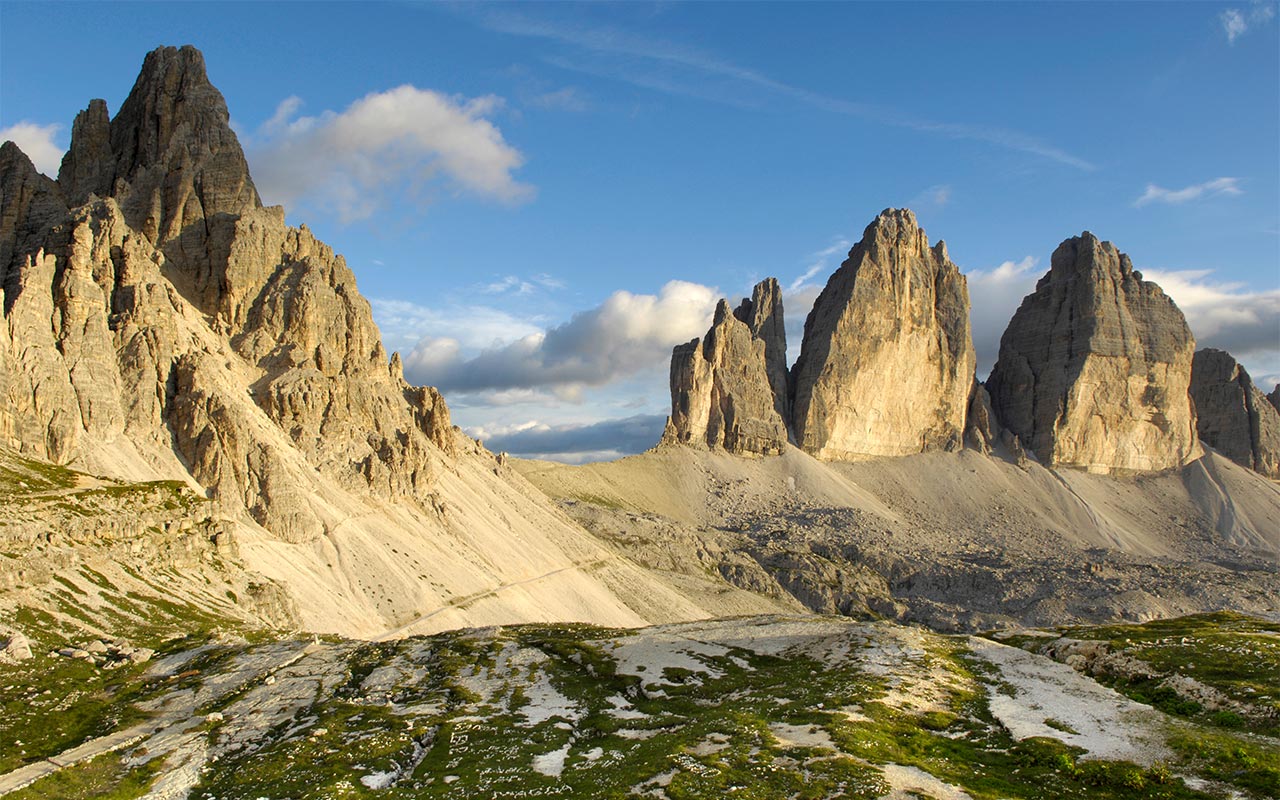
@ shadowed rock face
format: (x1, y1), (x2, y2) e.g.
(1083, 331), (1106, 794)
(0, 45), (454, 542)
(1190, 348), (1280, 479)
(1269, 385), (1280, 414)
(987, 233), (1197, 473)
(664, 280), (790, 455)
(790, 209), (975, 460)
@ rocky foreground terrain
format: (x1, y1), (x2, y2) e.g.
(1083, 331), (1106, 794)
(1, 44), (1278, 800)
(0, 603), (1276, 799)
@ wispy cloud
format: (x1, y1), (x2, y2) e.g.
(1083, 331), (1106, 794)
(910, 184), (953, 209)
(1221, 2), (1276, 43)
(470, 10), (1095, 171)
(0, 121), (64, 176)
(787, 239), (851, 294)
(477, 273), (565, 295)
(530, 87), (589, 112)
(246, 86), (532, 223)
(1134, 177), (1242, 207)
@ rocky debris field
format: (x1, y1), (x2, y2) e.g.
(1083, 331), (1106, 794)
(0, 613), (1275, 799)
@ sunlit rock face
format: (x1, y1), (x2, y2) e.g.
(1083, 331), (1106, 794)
(790, 209), (975, 460)
(0, 45), (455, 542)
(1190, 348), (1280, 479)
(664, 279), (791, 456)
(986, 233), (1198, 473)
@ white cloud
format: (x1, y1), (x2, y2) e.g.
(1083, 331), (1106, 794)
(530, 87), (588, 112)
(1143, 268), (1280, 362)
(1134, 177), (1242, 207)
(370, 298), (544, 355)
(247, 86), (532, 222)
(910, 184), (952, 208)
(477, 273), (564, 295)
(0, 121), (64, 176)
(787, 239), (850, 294)
(401, 280), (720, 396)
(965, 256), (1041, 378)
(1221, 2), (1275, 43)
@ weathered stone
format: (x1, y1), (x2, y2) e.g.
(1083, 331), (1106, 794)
(0, 141), (67, 286)
(1190, 348), (1280, 479)
(791, 209), (975, 459)
(732, 277), (790, 425)
(665, 285), (790, 456)
(56, 99), (114, 206)
(987, 233), (1198, 473)
(0, 631), (32, 664)
(964, 381), (999, 454)
(1269, 385), (1280, 414)
(0, 46), (457, 543)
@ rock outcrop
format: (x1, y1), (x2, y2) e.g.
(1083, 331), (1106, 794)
(0, 45), (454, 540)
(1269, 385), (1280, 414)
(664, 279), (790, 455)
(986, 233), (1198, 473)
(790, 209), (975, 460)
(1190, 348), (1280, 479)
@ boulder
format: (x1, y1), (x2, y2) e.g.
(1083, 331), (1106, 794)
(986, 233), (1198, 473)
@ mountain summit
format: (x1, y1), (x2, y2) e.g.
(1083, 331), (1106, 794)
(0, 45), (747, 636)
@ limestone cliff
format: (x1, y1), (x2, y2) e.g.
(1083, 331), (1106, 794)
(0, 45), (764, 637)
(790, 209), (975, 460)
(0, 45), (453, 542)
(1190, 348), (1280, 479)
(986, 233), (1198, 473)
(664, 279), (790, 455)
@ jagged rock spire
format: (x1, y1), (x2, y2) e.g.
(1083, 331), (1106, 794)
(1190, 348), (1280, 478)
(664, 280), (791, 455)
(987, 233), (1198, 473)
(790, 208), (975, 460)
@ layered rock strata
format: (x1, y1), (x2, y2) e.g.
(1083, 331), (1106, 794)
(0, 46), (454, 542)
(986, 233), (1198, 473)
(664, 279), (790, 455)
(1190, 348), (1280, 479)
(790, 209), (976, 459)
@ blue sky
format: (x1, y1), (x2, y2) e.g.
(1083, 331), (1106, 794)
(3, 1), (1278, 461)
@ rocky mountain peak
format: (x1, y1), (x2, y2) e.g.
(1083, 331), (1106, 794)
(1190, 348), (1280, 479)
(732, 277), (790, 425)
(663, 279), (790, 456)
(987, 233), (1197, 472)
(0, 45), (456, 542)
(790, 208), (975, 459)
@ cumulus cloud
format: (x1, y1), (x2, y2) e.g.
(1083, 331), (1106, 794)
(247, 87), (531, 222)
(468, 414), (666, 462)
(1134, 177), (1242, 207)
(0, 121), (64, 176)
(1143, 268), (1280, 361)
(1221, 2), (1275, 43)
(403, 280), (720, 395)
(964, 257), (1042, 378)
